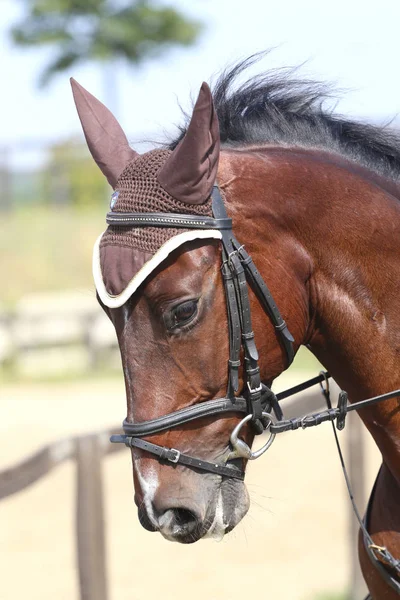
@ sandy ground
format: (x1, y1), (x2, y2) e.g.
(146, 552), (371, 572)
(0, 372), (381, 600)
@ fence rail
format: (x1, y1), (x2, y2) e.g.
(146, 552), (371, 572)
(0, 292), (119, 376)
(0, 426), (124, 600)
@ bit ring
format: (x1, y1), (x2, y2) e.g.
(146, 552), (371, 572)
(229, 411), (276, 460)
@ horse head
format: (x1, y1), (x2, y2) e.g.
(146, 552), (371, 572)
(71, 76), (310, 543)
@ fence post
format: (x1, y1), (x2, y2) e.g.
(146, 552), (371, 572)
(75, 435), (108, 600)
(348, 413), (367, 599)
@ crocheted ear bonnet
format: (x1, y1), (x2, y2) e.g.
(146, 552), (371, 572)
(71, 79), (221, 308)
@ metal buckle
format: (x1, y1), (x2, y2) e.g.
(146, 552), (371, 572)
(228, 249), (238, 260)
(229, 412), (276, 460)
(300, 415), (315, 429)
(168, 448), (181, 463)
(247, 381), (263, 394)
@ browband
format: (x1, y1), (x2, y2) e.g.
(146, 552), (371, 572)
(106, 211), (232, 230)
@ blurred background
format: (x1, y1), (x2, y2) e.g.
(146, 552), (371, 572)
(1, 0), (397, 598)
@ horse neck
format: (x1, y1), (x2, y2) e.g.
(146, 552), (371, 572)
(220, 147), (400, 480)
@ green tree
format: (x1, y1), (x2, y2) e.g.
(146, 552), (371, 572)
(11, 0), (201, 86)
(43, 138), (108, 207)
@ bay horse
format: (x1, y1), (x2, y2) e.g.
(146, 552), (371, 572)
(71, 57), (400, 598)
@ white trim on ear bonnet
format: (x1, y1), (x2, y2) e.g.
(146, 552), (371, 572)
(93, 229), (222, 309)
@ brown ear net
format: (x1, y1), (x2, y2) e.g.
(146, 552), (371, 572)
(157, 82), (220, 205)
(72, 79), (222, 306)
(71, 79), (220, 203)
(70, 78), (138, 188)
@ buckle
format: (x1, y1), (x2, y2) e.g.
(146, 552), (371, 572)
(168, 448), (181, 463)
(300, 415), (316, 429)
(247, 381), (263, 394)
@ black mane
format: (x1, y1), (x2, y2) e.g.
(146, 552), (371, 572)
(171, 55), (400, 181)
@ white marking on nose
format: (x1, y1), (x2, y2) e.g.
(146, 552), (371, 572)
(204, 490), (227, 541)
(121, 305), (134, 400)
(134, 454), (159, 528)
(120, 306), (160, 527)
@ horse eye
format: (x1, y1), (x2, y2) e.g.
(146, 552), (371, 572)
(170, 300), (198, 328)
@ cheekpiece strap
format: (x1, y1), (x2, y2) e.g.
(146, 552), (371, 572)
(210, 185), (294, 429)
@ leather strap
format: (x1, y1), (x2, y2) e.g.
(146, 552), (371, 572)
(221, 248), (241, 393)
(210, 185), (294, 368)
(269, 386), (400, 434)
(120, 382), (284, 438)
(362, 466), (400, 593)
(110, 374), (332, 481)
(319, 383), (400, 595)
(120, 396), (248, 436)
(110, 435), (244, 480)
(106, 211), (232, 230)
(233, 241), (295, 366)
(211, 187), (243, 394)
(210, 186), (281, 430)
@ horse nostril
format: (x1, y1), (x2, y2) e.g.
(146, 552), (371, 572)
(173, 508), (197, 528)
(158, 507), (201, 541)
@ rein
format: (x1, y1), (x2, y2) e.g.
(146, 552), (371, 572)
(108, 184), (400, 592)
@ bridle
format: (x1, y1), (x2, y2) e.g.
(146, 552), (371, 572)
(108, 183), (399, 476)
(108, 184), (400, 593)
(110, 184), (296, 479)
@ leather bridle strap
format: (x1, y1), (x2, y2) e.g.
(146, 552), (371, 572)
(221, 248), (241, 394)
(362, 467), (400, 593)
(232, 241), (295, 364)
(319, 383), (400, 594)
(110, 374), (331, 479)
(119, 396), (249, 436)
(106, 211), (232, 229)
(110, 436), (244, 480)
(210, 185), (293, 430)
(211, 186), (294, 370)
(269, 386), (400, 434)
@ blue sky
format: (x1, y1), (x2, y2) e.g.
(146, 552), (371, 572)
(2, 0), (400, 167)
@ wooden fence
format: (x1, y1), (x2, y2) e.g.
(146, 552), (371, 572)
(0, 426), (124, 600)
(0, 292), (119, 376)
(0, 396), (367, 599)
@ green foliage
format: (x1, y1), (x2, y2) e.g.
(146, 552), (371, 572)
(0, 204), (105, 307)
(43, 138), (107, 207)
(11, 0), (202, 85)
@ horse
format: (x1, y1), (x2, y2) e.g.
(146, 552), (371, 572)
(71, 56), (400, 598)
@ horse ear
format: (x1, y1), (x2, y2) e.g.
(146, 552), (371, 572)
(157, 82), (220, 205)
(70, 78), (138, 188)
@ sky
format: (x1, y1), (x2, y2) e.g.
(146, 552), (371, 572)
(2, 0), (400, 168)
